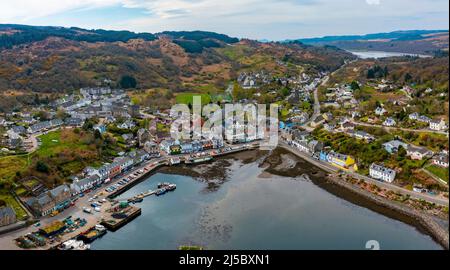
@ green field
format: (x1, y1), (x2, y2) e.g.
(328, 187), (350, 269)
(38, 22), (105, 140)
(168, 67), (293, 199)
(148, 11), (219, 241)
(36, 130), (89, 157)
(426, 165), (449, 183)
(0, 155), (28, 184)
(175, 93), (211, 106)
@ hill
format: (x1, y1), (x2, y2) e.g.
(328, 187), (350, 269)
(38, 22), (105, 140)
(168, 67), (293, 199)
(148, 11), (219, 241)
(0, 24), (157, 49)
(295, 30), (449, 55)
(0, 24), (355, 97)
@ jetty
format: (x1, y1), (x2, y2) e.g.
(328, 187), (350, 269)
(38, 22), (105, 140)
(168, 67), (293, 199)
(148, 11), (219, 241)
(101, 204), (142, 231)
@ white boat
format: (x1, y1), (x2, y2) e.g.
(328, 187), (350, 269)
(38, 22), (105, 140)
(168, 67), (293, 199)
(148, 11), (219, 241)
(61, 239), (90, 250)
(95, 224), (106, 232)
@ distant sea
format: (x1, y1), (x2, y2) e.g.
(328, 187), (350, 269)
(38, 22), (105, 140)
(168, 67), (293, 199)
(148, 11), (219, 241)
(348, 50), (432, 59)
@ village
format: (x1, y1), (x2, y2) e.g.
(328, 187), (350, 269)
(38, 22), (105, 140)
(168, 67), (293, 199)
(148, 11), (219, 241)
(0, 63), (449, 250)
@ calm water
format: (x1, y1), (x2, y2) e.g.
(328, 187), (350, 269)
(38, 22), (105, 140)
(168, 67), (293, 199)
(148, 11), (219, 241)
(91, 159), (442, 250)
(348, 50), (431, 59)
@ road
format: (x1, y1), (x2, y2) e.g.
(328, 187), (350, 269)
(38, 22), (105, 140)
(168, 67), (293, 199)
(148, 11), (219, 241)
(304, 60), (353, 130)
(303, 75), (328, 131)
(351, 121), (449, 136)
(279, 141), (449, 206)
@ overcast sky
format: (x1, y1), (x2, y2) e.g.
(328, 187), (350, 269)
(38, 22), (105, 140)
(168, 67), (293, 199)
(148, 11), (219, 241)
(0, 0), (448, 40)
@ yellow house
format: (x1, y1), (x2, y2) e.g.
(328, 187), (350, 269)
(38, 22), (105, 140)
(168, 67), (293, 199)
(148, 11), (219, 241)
(328, 152), (357, 171)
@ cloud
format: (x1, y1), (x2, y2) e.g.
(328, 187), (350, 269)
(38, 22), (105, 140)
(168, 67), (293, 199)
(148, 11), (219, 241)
(0, 0), (448, 40)
(366, 0), (381, 5)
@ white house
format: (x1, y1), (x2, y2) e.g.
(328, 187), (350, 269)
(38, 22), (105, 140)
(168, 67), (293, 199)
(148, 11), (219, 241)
(432, 154), (449, 168)
(292, 139), (310, 153)
(409, 112), (419, 121)
(369, 163), (396, 183)
(70, 175), (101, 195)
(430, 119), (447, 131)
(383, 118), (396, 127)
(407, 145), (432, 160)
(375, 107), (387, 116)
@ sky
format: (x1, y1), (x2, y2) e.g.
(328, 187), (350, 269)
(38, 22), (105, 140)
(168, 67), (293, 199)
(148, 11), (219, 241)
(0, 0), (448, 40)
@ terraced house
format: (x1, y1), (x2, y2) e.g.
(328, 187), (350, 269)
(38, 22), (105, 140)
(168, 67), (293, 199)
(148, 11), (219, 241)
(370, 163), (396, 183)
(25, 184), (72, 217)
(321, 151), (358, 171)
(432, 154), (449, 168)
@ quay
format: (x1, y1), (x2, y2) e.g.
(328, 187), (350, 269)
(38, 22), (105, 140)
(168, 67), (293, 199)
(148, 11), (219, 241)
(101, 205), (142, 232)
(106, 143), (259, 200)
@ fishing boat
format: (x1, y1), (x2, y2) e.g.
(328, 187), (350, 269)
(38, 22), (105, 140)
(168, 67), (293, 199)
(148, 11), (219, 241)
(157, 182), (171, 188)
(155, 188), (167, 196)
(77, 225), (107, 243)
(166, 184), (177, 191)
(60, 239), (90, 250)
(130, 197), (143, 203)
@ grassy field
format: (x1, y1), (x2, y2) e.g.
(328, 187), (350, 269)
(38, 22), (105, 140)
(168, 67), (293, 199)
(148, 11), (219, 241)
(425, 165), (449, 183)
(0, 155), (28, 184)
(175, 93), (211, 106)
(36, 129), (91, 158)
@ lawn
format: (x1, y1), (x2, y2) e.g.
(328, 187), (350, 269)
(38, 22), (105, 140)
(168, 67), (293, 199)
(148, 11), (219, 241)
(0, 192), (28, 220)
(425, 165), (449, 183)
(175, 93), (211, 106)
(36, 129), (90, 158)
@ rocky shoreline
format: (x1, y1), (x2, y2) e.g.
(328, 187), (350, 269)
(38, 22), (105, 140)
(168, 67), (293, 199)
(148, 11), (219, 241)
(167, 147), (449, 249)
(267, 146), (449, 250)
(324, 173), (449, 250)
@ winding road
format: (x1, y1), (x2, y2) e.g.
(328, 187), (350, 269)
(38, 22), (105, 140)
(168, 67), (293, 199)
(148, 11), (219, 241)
(350, 121), (449, 136)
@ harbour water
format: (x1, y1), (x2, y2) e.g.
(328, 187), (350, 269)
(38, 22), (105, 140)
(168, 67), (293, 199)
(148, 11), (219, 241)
(91, 152), (442, 250)
(348, 50), (431, 59)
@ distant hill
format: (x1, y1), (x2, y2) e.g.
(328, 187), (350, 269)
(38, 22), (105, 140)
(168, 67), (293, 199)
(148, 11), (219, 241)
(0, 24), (157, 49)
(294, 30), (449, 55)
(0, 24), (355, 99)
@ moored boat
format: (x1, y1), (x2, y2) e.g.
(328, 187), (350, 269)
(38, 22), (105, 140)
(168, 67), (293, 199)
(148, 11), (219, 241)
(60, 239), (90, 250)
(155, 188), (167, 196)
(157, 182), (171, 188)
(166, 184), (177, 191)
(78, 225), (107, 243)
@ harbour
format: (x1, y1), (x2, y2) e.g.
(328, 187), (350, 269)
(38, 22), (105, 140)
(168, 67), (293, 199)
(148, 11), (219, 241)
(0, 144), (446, 250)
(89, 150), (443, 250)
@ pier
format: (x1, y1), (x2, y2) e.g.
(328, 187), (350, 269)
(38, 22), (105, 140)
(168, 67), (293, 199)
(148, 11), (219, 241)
(101, 205), (142, 232)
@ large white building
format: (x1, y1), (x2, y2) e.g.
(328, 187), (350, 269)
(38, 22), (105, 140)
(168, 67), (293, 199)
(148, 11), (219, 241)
(430, 119), (447, 131)
(369, 163), (396, 183)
